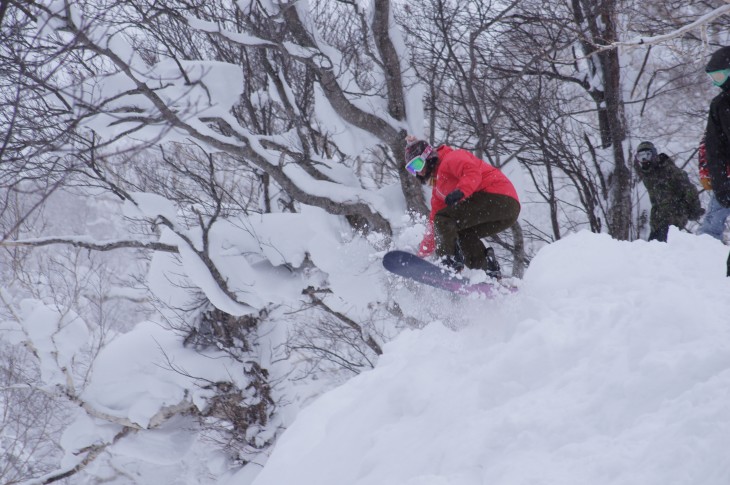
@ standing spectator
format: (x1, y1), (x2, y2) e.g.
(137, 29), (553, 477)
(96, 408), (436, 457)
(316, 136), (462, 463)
(703, 46), (730, 275)
(697, 135), (730, 241)
(633, 141), (703, 242)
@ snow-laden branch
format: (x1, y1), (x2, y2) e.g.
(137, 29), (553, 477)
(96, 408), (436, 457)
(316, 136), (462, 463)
(19, 427), (133, 485)
(596, 4), (730, 53)
(62, 387), (196, 430)
(0, 236), (178, 252)
(7, 299), (198, 485)
(26, 0), (417, 232)
(65, 12), (394, 234)
(18, 390), (191, 485)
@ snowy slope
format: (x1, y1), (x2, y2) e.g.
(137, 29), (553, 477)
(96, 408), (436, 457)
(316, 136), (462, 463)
(245, 229), (730, 485)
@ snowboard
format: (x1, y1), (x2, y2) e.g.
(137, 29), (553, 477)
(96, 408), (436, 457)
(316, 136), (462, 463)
(382, 250), (517, 298)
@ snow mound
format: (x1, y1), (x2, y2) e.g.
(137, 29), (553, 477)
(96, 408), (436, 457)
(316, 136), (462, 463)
(248, 229), (730, 485)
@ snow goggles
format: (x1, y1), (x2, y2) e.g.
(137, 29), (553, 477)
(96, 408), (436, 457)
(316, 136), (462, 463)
(707, 68), (730, 87)
(635, 150), (654, 163)
(405, 145), (433, 174)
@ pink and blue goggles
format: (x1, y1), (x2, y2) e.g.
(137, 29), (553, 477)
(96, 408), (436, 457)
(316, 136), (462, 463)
(405, 145), (433, 174)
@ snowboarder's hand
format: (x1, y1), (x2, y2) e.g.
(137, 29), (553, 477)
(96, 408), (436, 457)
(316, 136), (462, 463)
(444, 189), (464, 207)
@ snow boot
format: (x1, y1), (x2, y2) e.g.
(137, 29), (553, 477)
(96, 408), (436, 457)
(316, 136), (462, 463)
(441, 244), (465, 273)
(483, 246), (502, 280)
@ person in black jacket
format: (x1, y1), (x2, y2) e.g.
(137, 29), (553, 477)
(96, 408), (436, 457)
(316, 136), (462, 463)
(633, 141), (703, 242)
(704, 46), (730, 275)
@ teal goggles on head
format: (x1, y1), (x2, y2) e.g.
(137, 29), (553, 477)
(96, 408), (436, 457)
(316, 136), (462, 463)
(405, 146), (433, 174)
(707, 68), (730, 87)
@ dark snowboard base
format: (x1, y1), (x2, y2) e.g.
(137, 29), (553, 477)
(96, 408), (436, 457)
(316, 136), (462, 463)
(382, 250), (517, 298)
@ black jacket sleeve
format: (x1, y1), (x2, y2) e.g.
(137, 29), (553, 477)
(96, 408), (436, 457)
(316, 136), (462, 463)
(705, 90), (730, 207)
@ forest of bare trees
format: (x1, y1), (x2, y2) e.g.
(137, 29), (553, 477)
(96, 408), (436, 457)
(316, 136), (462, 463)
(2, 0), (729, 482)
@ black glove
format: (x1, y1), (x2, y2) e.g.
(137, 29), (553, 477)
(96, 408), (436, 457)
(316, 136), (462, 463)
(689, 207), (705, 221)
(444, 189), (464, 207)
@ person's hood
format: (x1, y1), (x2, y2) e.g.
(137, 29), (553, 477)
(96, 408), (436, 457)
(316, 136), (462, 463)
(706, 46), (730, 72)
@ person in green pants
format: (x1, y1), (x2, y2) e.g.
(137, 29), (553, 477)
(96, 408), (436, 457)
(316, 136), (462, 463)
(633, 140), (703, 242)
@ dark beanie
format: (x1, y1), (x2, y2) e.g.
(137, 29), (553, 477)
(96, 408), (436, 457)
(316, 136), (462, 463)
(706, 46), (730, 72)
(636, 141), (656, 153)
(404, 139), (431, 162)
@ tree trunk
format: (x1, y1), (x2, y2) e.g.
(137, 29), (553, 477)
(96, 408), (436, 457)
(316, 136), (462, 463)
(575, 0), (631, 240)
(597, 0), (631, 240)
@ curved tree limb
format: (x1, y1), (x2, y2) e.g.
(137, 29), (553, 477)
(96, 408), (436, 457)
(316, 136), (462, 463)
(0, 237), (178, 252)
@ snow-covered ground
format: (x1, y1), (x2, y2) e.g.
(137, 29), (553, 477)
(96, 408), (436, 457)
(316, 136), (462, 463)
(7, 225), (730, 484)
(244, 229), (730, 485)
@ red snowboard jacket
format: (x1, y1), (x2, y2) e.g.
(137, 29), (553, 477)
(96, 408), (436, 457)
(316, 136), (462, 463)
(418, 145), (519, 256)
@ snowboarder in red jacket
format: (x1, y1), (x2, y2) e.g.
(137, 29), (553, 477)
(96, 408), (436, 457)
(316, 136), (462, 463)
(404, 135), (520, 278)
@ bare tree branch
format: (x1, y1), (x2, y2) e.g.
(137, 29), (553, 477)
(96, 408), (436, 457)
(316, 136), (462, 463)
(302, 286), (383, 356)
(0, 237), (178, 252)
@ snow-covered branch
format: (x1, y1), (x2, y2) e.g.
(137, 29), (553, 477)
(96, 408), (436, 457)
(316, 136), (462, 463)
(67, 14), (395, 234)
(0, 236), (178, 253)
(596, 4), (730, 52)
(62, 387), (196, 430)
(19, 427), (133, 485)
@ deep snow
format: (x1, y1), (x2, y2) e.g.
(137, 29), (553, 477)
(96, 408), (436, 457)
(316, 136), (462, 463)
(245, 229), (730, 485)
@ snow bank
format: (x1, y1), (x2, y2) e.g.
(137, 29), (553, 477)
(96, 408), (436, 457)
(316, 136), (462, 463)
(247, 229), (730, 485)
